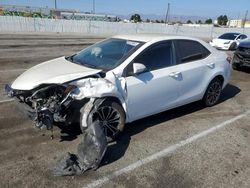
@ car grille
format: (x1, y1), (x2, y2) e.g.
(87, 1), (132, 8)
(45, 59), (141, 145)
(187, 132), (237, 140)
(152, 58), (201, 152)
(236, 53), (250, 62)
(238, 46), (250, 53)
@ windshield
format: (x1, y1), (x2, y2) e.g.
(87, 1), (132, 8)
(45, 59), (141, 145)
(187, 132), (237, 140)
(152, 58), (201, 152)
(218, 33), (239, 40)
(67, 38), (143, 70)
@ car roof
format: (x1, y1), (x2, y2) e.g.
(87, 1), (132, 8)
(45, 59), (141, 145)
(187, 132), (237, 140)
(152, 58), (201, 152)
(222, 32), (241, 36)
(112, 34), (202, 43)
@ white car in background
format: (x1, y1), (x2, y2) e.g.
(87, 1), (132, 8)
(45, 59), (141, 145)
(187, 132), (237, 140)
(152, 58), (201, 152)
(210, 32), (247, 50)
(5, 34), (231, 141)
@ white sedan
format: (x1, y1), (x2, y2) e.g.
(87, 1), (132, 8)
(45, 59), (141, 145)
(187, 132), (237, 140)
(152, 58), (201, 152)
(5, 34), (231, 140)
(209, 32), (247, 50)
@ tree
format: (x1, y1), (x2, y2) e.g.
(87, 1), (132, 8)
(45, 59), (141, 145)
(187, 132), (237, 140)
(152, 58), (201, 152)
(198, 20), (202, 24)
(187, 20), (193, 24)
(145, 18), (150, 23)
(130, 14), (142, 23)
(217, 15), (228, 26)
(205, 18), (213, 24)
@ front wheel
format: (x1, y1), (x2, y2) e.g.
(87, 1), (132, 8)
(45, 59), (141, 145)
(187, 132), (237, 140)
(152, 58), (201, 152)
(203, 78), (222, 107)
(80, 99), (125, 142)
(229, 42), (237, 51)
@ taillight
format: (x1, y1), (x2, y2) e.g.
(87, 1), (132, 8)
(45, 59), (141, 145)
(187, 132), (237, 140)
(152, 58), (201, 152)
(226, 57), (232, 64)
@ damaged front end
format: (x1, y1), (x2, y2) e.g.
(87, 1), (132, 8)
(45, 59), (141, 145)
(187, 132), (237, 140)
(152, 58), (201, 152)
(5, 71), (127, 133)
(5, 73), (126, 176)
(5, 83), (77, 130)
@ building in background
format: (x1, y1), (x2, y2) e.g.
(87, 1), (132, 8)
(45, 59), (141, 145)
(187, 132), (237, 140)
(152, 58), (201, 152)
(228, 19), (250, 28)
(0, 6), (4, 15)
(0, 4), (118, 21)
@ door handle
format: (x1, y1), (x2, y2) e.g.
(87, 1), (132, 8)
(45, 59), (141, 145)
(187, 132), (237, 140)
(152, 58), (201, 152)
(206, 63), (215, 68)
(169, 72), (181, 78)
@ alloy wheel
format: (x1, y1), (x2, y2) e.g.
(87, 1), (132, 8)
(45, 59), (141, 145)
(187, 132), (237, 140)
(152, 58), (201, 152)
(92, 106), (121, 138)
(206, 81), (221, 106)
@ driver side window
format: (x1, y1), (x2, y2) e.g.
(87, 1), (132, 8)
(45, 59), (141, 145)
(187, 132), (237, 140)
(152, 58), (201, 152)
(133, 41), (174, 71)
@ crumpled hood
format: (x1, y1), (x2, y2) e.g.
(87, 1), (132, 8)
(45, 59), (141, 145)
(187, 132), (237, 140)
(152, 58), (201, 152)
(11, 56), (102, 90)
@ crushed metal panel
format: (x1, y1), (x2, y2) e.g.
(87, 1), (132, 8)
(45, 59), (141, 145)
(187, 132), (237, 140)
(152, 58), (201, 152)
(71, 71), (129, 120)
(53, 121), (107, 176)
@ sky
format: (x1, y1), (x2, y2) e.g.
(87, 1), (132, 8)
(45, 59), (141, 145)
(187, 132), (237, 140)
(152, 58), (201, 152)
(0, 0), (249, 19)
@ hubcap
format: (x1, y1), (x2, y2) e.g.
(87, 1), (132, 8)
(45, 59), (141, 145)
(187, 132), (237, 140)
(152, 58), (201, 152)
(92, 106), (121, 137)
(207, 82), (221, 105)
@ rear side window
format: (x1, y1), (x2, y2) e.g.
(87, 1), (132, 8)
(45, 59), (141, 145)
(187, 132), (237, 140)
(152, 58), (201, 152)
(174, 40), (211, 64)
(240, 35), (247, 40)
(133, 41), (173, 71)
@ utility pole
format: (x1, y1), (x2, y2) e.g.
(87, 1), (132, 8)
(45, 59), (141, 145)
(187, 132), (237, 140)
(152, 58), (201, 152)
(93, 0), (95, 14)
(54, 0), (57, 9)
(242, 10), (248, 28)
(165, 3), (170, 24)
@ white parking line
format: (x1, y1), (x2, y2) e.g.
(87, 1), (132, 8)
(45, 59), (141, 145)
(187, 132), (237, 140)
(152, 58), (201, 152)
(84, 109), (250, 188)
(0, 68), (27, 73)
(0, 99), (14, 104)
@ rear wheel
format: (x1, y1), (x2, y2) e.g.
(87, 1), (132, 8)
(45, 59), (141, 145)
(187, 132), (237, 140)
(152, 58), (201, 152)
(80, 99), (125, 142)
(203, 78), (222, 107)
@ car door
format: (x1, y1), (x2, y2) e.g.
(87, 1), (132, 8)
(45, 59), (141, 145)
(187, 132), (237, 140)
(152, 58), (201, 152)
(124, 41), (181, 122)
(172, 40), (213, 106)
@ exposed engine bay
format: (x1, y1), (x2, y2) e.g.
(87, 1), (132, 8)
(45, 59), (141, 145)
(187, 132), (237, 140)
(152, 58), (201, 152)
(6, 83), (78, 130)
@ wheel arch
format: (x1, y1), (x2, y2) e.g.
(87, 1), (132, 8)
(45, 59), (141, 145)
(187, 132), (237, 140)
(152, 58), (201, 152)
(202, 74), (225, 98)
(85, 95), (128, 121)
(214, 75), (224, 85)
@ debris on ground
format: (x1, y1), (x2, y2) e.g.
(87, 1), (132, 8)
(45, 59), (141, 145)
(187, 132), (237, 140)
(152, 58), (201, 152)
(53, 121), (107, 176)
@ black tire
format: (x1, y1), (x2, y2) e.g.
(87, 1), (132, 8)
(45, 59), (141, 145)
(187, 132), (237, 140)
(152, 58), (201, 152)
(229, 42), (237, 51)
(80, 99), (125, 142)
(203, 78), (223, 107)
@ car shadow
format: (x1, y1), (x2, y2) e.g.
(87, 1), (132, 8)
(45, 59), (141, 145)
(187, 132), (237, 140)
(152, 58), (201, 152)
(56, 122), (82, 142)
(101, 83), (241, 166)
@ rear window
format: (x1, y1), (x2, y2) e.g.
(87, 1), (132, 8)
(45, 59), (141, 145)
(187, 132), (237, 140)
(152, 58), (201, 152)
(174, 40), (211, 64)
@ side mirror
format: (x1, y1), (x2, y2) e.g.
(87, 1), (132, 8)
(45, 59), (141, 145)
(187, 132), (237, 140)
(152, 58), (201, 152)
(133, 63), (147, 75)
